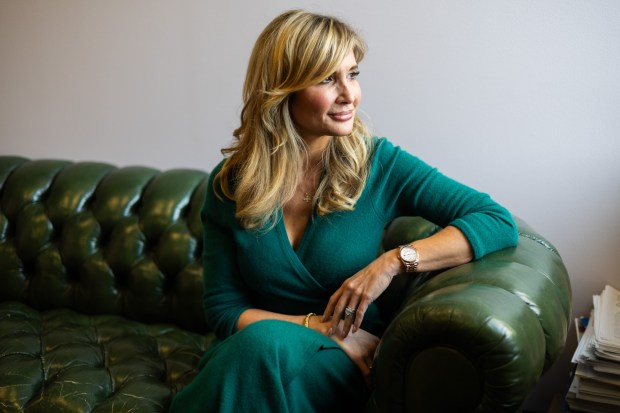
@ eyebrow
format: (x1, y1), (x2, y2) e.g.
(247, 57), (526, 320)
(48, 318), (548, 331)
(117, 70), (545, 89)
(336, 65), (359, 74)
(327, 64), (359, 77)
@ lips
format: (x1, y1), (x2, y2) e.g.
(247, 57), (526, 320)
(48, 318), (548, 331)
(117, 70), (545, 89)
(328, 110), (354, 122)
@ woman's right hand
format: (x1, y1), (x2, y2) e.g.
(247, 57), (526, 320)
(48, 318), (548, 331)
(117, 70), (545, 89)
(309, 316), (379, 388)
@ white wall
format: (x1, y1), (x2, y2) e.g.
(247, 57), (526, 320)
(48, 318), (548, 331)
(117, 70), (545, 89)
(2, 1), (619, 410)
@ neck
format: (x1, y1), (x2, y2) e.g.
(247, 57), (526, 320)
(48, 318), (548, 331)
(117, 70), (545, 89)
(303, 135), (330, 165)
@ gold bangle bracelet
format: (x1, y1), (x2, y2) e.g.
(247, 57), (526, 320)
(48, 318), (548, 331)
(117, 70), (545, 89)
(303, 312), (316, 328)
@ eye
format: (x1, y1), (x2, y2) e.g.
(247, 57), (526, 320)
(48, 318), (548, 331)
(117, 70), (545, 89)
(320, 75), (334, 85)
(348, 70), (360, 80)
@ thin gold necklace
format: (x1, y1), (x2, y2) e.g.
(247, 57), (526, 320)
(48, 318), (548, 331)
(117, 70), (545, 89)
(301, 160), (321, 204)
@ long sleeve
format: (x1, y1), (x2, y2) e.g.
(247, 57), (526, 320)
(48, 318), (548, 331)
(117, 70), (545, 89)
(201, 167), (253, 340)
(370, 138), (518, 259)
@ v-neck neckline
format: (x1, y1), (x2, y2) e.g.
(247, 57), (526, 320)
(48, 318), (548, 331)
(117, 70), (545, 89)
(277, 210), (317, 258)
(274, 211), (333, 296)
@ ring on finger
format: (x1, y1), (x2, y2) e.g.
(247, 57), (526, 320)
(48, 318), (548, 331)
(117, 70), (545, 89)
(344, 307), (356, 318)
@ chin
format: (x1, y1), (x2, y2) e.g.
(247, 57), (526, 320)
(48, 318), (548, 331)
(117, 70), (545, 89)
(330, 125), (355, 137)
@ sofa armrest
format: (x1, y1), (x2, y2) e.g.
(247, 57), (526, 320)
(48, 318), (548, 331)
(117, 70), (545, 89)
(366, 216), (571, 413)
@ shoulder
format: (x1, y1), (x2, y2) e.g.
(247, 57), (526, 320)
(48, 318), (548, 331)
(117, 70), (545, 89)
(368, 137), (432, 176)
(203, 159), (236, 215)
(205, 160), (226, 199)
(370, 137), (416, 162)
(368, 136), (391, 155)
(206, 158), (236, 195)
(209, 158), (227, 179)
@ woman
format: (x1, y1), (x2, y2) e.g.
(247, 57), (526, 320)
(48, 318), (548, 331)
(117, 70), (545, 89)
(171, 9), (518, 413)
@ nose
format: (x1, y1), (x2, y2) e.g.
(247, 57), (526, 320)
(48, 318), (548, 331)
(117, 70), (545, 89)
(337, 81), (354, 103)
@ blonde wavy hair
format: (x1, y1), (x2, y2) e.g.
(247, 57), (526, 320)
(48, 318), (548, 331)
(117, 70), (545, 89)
(215, 9), (372, 230)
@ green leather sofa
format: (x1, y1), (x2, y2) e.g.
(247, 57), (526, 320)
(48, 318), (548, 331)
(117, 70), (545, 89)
(0, 156), (571, 412)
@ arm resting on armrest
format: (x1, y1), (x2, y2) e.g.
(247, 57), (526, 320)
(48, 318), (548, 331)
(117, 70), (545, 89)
(366, 216), (571, 413)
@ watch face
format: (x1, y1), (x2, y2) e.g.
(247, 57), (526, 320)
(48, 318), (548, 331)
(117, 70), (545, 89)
(400, 246), (417, 262)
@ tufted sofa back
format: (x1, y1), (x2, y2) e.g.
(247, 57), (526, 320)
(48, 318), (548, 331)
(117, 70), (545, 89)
(0, 156), (209, 333)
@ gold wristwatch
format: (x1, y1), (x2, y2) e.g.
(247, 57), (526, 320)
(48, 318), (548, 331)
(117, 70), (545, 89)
(398, 244), (419, 273)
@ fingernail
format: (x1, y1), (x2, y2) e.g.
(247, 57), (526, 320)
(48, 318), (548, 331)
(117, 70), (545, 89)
(327, 328), (332, 336)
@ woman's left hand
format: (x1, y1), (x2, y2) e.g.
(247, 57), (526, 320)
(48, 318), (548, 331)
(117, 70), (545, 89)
(322, 250), (400, 338)
(329, 322), (379, 389)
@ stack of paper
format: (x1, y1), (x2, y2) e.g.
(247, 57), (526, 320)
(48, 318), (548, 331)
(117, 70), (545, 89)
(568, 285), (620, 412)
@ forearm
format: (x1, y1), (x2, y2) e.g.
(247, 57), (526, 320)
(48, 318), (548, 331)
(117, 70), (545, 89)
(388, 225), (474, 274)
(237, 308), (309, 331)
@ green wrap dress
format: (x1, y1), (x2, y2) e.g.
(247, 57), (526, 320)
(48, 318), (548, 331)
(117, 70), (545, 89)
(170, 137), (518, 412)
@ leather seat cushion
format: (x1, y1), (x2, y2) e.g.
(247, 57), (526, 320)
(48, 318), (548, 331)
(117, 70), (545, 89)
(0, 301), (211, 412)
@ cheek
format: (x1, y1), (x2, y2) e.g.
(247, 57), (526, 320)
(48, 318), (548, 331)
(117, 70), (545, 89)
(304, 91), (333, 114)
(291, 92), (328, 129)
